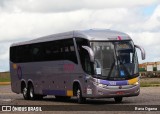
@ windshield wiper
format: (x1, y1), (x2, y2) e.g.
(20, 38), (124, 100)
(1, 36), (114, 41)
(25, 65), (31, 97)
(117, 55), (132, 79)
(107, 62), (115, 80)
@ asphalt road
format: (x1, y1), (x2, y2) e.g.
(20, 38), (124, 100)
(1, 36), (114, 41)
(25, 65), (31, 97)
(0, 85), (160, 113)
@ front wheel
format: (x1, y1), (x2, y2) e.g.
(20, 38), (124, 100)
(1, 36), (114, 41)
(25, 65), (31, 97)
(76, 85), (86, 104)
(114, 97), (123, 103)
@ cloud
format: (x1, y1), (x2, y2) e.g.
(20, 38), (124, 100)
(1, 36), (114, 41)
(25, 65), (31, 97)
(0, 10), (93, 42)
(0, 42), (10, 71)
(143, 5), (160, 31)
(0, 8), (142, 42)
(130, 32), (160, 46)
(131, 5), (160, 46)
(0, 0), (159, 13)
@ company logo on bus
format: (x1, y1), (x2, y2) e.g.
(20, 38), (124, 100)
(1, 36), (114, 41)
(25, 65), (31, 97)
(117, 36), (122, 40)
(17, 66), (22, 80)
(64, 64), (75, 72)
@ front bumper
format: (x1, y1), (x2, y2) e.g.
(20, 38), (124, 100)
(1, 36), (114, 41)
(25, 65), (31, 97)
(84, 83), (140, 98)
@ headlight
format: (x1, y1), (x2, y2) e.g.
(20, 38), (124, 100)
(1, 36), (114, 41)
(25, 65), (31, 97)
(97, 83), (107, 88)
(133, 82), (139, 85)
(93, 79), (107, 88)
(94, 83), (107, 88)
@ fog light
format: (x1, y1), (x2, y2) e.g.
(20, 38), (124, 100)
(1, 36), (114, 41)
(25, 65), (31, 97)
(98, 91), (103, 95)
(97, 84), (107, 88)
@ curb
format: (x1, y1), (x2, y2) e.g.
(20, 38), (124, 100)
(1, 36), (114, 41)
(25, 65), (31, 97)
(0, 82), (11, 85)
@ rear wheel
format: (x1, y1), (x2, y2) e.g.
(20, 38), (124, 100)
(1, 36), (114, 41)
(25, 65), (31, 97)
(114, 97), (123, 103)
(22, 85), (29, 100)
(28, 84), (35, 100)
(76, 85), (86, 104)
(28, 84), (43, 100)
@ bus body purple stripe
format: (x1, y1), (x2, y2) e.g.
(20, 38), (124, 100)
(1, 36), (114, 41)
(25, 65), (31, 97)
(100, 80), (128, 86)
(100, 80), (110, 85)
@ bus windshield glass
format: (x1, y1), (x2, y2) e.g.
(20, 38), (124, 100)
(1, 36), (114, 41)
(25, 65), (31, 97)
(91, 41), (138, 80)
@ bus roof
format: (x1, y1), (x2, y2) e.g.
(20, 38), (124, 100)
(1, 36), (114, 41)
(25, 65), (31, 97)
(11, 29), (131, 46)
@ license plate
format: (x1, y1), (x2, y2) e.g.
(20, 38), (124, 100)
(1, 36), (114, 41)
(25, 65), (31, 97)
(116, 91), (125, 95)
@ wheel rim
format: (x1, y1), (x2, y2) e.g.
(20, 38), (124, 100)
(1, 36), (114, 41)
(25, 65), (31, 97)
(23, 87), (27, 97)
(30, 87), (33, 98)
(77, 89), (80, 99)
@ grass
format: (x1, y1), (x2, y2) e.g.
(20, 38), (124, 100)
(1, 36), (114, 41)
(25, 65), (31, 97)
(0, 72), (10, 82)
(0, 78), (10, 82)
(140, 78), (160, 87)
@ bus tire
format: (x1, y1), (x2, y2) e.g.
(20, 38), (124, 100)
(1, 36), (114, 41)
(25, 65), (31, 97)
(28, 83), (36, 100)
(114, 97), (123, 103)
(28, 84), (44, 100)
(76, 85), (86, 104)
(22, 85), (29, 100)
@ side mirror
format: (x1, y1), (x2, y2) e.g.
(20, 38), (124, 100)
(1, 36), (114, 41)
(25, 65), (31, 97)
(82, 46), (95, 62)
(135, 45), (146, 60)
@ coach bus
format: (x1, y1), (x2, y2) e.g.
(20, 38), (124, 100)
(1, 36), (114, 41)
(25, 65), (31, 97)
(10, 29), (145, 103)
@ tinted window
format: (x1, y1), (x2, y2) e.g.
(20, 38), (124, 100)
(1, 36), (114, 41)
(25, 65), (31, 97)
(76, 38), (94, 74)
(31, 43), (44, 62)
(10, 46), (16, 62)
(63, 39), (78, 64)
(10, 38), (78, 64)
(10, 45), (32, 63)
(44, 41), (64, 61)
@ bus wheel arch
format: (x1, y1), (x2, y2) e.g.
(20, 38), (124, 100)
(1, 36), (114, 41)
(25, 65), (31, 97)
(73, 81), (86, 104)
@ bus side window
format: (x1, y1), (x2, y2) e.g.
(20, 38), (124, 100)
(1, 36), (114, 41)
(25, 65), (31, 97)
(44, 41), (64, 61)
(63, 39), (78, 64)
(11, 45), (32, 63)
(10, 46), (16, 63)
(30, 43), (44, 62)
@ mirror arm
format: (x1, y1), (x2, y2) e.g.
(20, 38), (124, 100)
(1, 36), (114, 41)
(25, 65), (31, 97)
(135, 45), (146, 60)
(82, 46), (95, 62)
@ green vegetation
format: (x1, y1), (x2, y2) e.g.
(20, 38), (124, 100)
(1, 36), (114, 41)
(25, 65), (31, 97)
(0, 78), (10, 82)
(140, 78), (160, 87)
(153, 67), (157, 71)
(139, 68), (146, 72)
(0, 72), (10, 82)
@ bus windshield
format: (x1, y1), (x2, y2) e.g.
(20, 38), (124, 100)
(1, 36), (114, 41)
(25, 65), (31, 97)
(91, 41), (139, 80)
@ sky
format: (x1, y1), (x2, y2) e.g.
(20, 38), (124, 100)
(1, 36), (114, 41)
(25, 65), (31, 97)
(0, 0), (160, 72)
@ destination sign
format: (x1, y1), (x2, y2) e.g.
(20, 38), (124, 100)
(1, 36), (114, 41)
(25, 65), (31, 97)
(116, 43), (131, 50)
